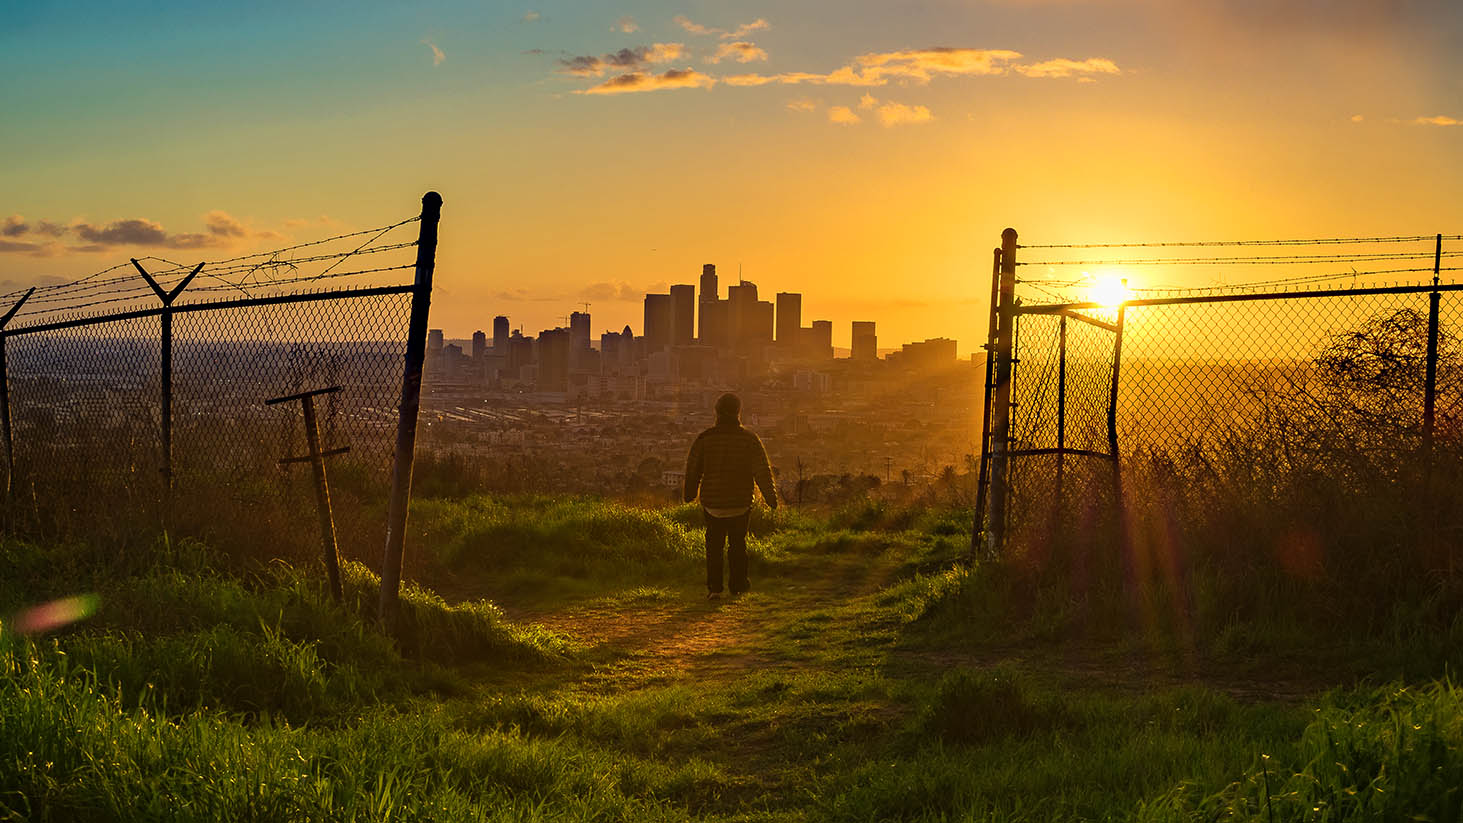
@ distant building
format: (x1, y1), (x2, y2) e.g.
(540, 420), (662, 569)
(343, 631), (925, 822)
(776, 292), (801, 347)
(569, 311), (591, 351)
(536, 327), (570, 392)
(888, 337), (958, 370)
(670, 284), (695, 346)
(643, 293), (673, 351)
(492, 316), (509, 351)
(698, 263), (718, 344)
(471, 330), (487, 361)
(851, 321), (877, 361)
(803, 320), (834, 360)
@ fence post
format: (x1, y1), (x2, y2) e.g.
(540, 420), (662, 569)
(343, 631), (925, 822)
(986, 228), (1018, 556)
(1424, 234), (1442, 460)
(1056, 313), (1068, 519)
(0, 288), (35, 519)
(131, 260), (203, 541)
(971, 247), (1002, 557)
(1108, 303), (1128, 582)
(380, 191), (442, 636)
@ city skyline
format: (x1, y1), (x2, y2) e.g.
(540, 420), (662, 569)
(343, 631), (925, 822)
(433, 263), (930, 355)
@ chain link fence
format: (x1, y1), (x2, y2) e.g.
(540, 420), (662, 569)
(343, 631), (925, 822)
(991, 282), (1463, 579)
(1, 217), (424, 550)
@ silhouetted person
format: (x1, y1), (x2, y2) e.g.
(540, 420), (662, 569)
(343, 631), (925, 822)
(683, 393), (777, 599)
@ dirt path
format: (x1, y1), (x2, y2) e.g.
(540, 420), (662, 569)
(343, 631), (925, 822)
(508, 544), (1337, 702)
(513, 547), (909, 684)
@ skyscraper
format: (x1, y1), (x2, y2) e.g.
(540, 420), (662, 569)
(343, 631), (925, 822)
(698, 264), (718, 344)
(669, 284), (695, 346)
(851, 321), (877, 361)
(569, 311), (591, 351)
(775, 292), (801, 347)
(643, 293), (673, 351)
(471, 330), (487, 361)
(492, 315), (509, 351)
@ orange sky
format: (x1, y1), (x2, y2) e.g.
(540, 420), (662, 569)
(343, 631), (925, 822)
(3, 0), (1460, 351)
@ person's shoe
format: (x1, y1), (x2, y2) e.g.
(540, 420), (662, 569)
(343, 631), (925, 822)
(707, 591), (722, 601)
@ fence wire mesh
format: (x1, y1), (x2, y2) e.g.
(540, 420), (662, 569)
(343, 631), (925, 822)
(0, 216), (422, 542)
(1001, 283), (1463, 566)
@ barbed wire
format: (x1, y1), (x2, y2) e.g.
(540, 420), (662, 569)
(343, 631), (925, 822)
(1015, 267), (1463, 305)
(1019, 234), (1460, 249)
(1020, 250), (1463, 267)
(3, 219), (420, 319)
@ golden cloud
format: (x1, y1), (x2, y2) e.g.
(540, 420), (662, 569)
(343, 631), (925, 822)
(577, 68), (717, 95)
(1415, 115), (1461, 126)
(876, 102), (933, 127)
(1012, 57), (1121, 78)
(828, 106), (861, 125)
(708, 41), (769, 64)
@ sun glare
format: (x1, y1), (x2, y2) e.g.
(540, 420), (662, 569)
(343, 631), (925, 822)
(1088, 274), (1131, 307)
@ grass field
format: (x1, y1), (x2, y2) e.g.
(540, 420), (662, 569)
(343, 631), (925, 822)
(2, 495), (1461, 821)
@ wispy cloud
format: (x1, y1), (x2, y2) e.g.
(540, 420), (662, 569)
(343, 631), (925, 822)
(673, 15), (718, 36)
(1414, 115), (1461, 126)
(858, 93), (878, 110)
(1350, 114), (1365, 123)
(0, 211), (282, 256)
(724, 47), (1118, 87)
(520, 11), (540, 23)
(786, 98), (817, 113)
(577, 68), (716, 95)
(876, 102), (933, 126)
(580, 281), (645, 301)
(828, 106), (861, 125)
(422, 39), (445, 66)
(1012, 57), (1120, 78)
(559, 43), (686, 77)
(613, 15), (638, 33)
(674, 15), (771, 39)
(707, 41), (768, 64)
(725, 19), (770, 39)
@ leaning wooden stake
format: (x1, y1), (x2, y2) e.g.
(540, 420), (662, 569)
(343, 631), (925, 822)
(267, 386), (350, 604)
(380, 192), (442, 635)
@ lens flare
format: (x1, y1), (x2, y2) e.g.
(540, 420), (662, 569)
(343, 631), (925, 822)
(8, 594), (100, 636)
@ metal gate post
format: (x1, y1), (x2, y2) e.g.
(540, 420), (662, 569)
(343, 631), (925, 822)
(986, 228), (1018, 556)
(972, 246), (1002, 557)
(1056, 313), (1068, 519)
(380, 191), (442, 635)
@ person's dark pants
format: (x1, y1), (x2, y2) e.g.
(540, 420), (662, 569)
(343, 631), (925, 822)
(704, 509), (750, 594)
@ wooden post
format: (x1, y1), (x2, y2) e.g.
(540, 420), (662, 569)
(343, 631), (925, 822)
(986, 229), (1018, 556)
(0, 288), (34, 518)
(267, 386), (349, 603)
(131, 260), (203, 543)
(380, 192), (442, 635)
(972, 247), (1002, 556)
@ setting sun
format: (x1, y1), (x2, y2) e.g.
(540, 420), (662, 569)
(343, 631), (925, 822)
(1088, 274), (1132, 307)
